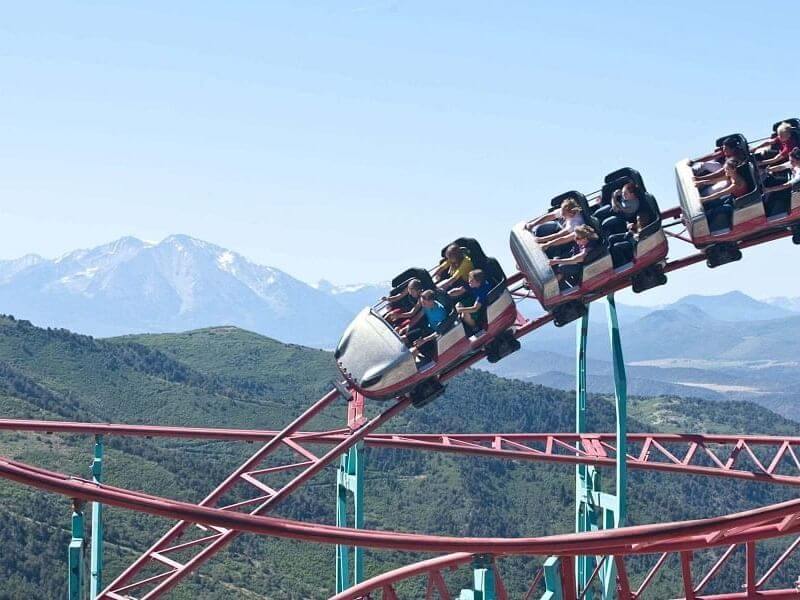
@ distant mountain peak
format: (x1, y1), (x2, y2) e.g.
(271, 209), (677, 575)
(674, 290), (791, 322)
(0, 234), (351, 347)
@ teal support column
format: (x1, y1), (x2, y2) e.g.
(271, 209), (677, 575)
(600, 294), (628, 598)
(90, 435), (104, 599)
(335, 441), (365, 593)
(457, 555), (497, 600)
(606, 294), (628, 527)
(542, 295), (628, 600)
(541, 556), (564, 600)
(68, 499), (85, 600)
(575, 308), (598, 599)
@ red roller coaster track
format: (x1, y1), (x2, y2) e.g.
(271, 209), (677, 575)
(0, 206), (797, 599)
(0, 423), (799, 598)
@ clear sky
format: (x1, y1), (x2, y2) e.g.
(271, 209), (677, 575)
(1, 1), (798, 305)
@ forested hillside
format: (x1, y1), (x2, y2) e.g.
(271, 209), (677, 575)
(0, 316), (797, 598)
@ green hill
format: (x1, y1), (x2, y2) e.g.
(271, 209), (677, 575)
(0, 316), (797, 598)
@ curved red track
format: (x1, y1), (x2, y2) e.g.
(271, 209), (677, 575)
(0, 435), (799, 556)
(1, 419), (799, 597)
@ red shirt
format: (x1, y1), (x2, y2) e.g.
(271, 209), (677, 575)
(779, 133), (799, 157)
(731, 176), (750, 198)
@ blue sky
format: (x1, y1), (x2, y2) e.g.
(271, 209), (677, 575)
(1, 1), (798, 305)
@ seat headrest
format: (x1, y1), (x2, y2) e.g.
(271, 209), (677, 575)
(549, 190), (587, 209)
(600, 172), (648, 208)
(736, 161), (758, 193)
(391, 268), (435, 290)
(439, 237), (488, 268)
(603, 167), (646, 192)
(773, 118), (800, 132)
(714, 133), (749, 151)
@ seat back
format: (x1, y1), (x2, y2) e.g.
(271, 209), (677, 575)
(391, 268), (434, 290)
(773, 118), (800, 132)
(434, 289), (455, 314)
(440, 237), (489, 269)
(585, 209), (607, 244)
(388, 268), (435, 312)
(737, 161), (757, 194)
(550, 191), (591, 213)
(637, 192), (662, 239)
(482, 258), (508, 306)
(604, 167), (647, 192)
(715, 133), (749, 150)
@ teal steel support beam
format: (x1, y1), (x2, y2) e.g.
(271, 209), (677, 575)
(606, 294), (628, 527)
(543, 295), (629, 600)
(541, 556), (564, 600)
(601, 294), (628, 598)
(335, 441), (365, 593)
(458, 554), (497, 600)
(68, 499), (85, 600)
(575, 309), (598, 599)
(575, 306), (599, 600)
(90, 435), (104, 599)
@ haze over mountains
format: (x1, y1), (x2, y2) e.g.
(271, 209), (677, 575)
(0, 235), (353, 348)
(2, 234), (800, 419)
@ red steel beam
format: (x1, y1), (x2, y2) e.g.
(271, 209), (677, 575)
(101, 395), (410, 598)
(4, 420), (798, 487)
(4, 418), (800, 447)
(4, 452), (800, 557)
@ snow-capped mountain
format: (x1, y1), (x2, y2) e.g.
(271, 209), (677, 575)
(0, 235), (353, 348)
(314, 280), (389, 314)
(764, 296), (800, 313)
(0, 254), (45, 283)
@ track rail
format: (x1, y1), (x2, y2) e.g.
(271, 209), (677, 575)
(2, 451), (800, 599)
(2, 453), (800, 557)
(3, 420), (800, 487)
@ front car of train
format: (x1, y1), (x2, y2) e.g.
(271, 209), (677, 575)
(335, 238), (519, 406)
(510, 168), (667, 326)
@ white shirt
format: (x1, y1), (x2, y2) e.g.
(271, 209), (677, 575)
(555, 208), (585, 232)
(789, 166), (800, 188)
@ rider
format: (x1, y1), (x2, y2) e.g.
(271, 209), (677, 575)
(526, 198), (586, 258)
(433, 245), (474, 299)
(695, 158), (750, 230)
(548, 225), (602, 288)
(455, 269), (492, 333)
(762, 148), (800, 217)
(594, 182), (642, 236)
(383, 278), (425, 324)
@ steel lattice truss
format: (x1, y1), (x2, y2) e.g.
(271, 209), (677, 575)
(1, 420), (800, 598)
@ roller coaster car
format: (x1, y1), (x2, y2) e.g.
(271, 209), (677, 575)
(334, 238), (519, 406)
(676, 129), (800, 268)
(510, 168), (668, 327)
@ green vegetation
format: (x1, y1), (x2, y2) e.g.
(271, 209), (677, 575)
(0, 316), (797, 598)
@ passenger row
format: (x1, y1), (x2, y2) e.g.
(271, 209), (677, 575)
(510, 167), (668, 325)
(380, 243), (496, 363)
(676, 118), (800, 266)
(335, 238), (519, 405)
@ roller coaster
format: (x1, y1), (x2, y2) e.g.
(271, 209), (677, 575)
(1, 120), (799, 599)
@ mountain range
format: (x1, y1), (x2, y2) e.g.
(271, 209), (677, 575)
(3, 235), (799, 349)
(2, 235), (800, 419)
(0, 235), (354, 348)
